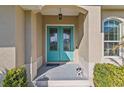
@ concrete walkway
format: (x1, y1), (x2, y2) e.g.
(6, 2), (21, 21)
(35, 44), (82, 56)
(34, 63), (89, 87)
(36, 63), (87, 80)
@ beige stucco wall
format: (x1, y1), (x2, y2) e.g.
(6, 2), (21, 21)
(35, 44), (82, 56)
(102, 10), (124, 20)
(101, 10), (124, 65)
(15, 6), (25, 67)
(36, 13), (43, 69)
(78, 12), (88, 61)
(78, 6), (101, 83)
(88, 6), (101, 83)
(0, 6), (27, 70)
(32, 12), (37, 62)
(42, 15), (78, 62)
(31, 12), (38, 80)
(0, 6), (16, 69)
(30, 12), (43, 80)
(36, 13), (42, 58)
(78, 6), (102, 64)
(88, 6), (102, 63)
(77, 12), (89, 79)
(25, 10), (32, 81)
(25, 10), (43, 80)
(0, 6), (42, 80)
(25, 11), (32, 65)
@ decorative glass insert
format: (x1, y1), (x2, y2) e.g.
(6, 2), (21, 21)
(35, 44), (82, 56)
(63, 28), (71, 51)
(49, 28), (58, 51)
(104, 19), (121, 56)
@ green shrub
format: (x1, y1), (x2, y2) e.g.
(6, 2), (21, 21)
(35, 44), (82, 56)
(93, 63), (124, 87)
(3, 67), (27, 87)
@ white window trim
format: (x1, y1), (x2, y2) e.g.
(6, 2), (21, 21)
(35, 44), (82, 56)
(102, 19), (123, 59)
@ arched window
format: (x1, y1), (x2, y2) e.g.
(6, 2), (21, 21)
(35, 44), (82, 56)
(104, 19), (122, 56)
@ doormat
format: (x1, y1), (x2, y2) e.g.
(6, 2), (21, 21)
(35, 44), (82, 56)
(46, 64), (60, 66)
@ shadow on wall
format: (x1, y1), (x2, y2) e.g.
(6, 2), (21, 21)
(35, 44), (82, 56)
(76, 12), (87, 49)
(0, 31), (15, 47)
(0, 29), (16, 69)
(109, 57), (124, 66)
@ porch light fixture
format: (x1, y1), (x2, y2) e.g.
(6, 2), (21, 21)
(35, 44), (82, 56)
(58, 8), (62, 20)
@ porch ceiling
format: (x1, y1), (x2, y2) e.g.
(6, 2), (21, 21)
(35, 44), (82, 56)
(21, 5), (88, 16)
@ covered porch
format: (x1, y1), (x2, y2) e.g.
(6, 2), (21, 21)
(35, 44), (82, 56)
(21, 5), (99, 86)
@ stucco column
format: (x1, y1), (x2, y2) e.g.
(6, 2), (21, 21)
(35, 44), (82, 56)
(87, 6), (101, 86)
(25, 10), (32, 82)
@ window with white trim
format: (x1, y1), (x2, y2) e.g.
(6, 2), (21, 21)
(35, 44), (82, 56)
(104, 19), (122, 56)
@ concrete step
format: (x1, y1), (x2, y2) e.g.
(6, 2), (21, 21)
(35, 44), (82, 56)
(33, 80), (90, 87)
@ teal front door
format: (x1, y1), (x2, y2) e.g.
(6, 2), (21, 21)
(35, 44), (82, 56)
(47, 26), (74, 62)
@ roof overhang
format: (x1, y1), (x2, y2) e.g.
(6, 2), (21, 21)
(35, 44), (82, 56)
(21, 5), (43, 10)
(21, 5), (88, 16)
(102, 5), (124, 10)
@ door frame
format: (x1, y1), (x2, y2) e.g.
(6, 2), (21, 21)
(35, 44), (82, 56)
(45, 24), (75, 63)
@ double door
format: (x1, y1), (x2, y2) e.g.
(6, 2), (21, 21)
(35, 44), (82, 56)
(47, 26), (74, 62)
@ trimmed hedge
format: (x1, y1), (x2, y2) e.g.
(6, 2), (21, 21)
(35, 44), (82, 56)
(93, 63), (124, 87)
(3, 67), (27, 87)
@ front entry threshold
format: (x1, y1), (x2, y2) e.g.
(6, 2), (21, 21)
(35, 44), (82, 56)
(46, 62), (73, 64)
(46, 62), (73, 67)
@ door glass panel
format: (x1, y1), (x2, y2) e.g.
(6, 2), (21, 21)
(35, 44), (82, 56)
(63, 28), (71, 51)
(49, 28), (58, 51)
